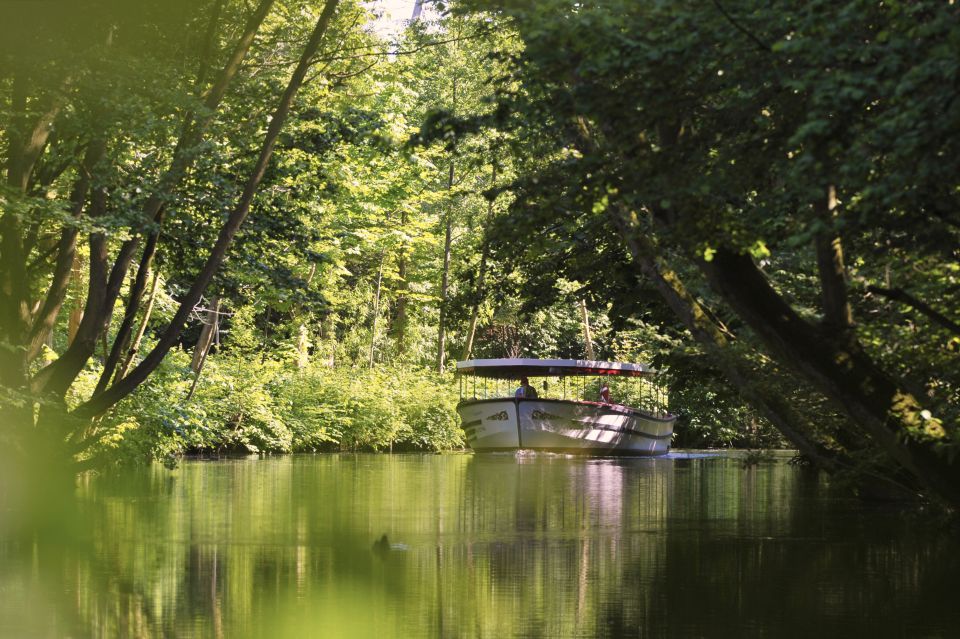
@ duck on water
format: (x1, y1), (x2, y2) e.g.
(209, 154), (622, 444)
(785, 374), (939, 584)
(455, 358), (676, 456)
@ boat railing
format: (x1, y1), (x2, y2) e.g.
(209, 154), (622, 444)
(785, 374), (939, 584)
(457, 373), (672, 418)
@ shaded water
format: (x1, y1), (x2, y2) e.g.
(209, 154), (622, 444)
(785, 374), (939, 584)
(1, 451), (958, 638)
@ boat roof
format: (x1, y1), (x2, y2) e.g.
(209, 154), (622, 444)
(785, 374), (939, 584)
(455, 358), (656, 378)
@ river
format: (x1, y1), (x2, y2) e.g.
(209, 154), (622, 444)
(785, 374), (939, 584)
(1, 451), (958, 637)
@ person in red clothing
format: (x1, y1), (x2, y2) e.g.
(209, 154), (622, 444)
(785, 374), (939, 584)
(599, 381), (611, 403)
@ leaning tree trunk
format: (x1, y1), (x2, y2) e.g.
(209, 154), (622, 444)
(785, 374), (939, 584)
(94, 0), (244, 394)
(30, 0), (277, 402)
(27, 138), (106, 361)
(699, 247), (960, 507)
(1, 70), (67, 390)
(115, 268), (160, 382)
(72, 0), (342, 422)
(605, 203), (849, 472)
(591, 114), (938, 498)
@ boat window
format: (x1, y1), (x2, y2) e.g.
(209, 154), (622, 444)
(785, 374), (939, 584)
(456, 367), (669, 416)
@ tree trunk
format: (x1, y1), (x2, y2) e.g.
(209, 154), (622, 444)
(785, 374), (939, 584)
(1, 67), (75, 391)
(700, 247), (960, 507)
(27, 138), (106, 361)
(72, 0), (342, 420)
(187, 296), (220, 400)
(616, 122), (949, 503)
(92, 0), (274, 395)
(391, 208), (409, 355)
(437, 207), (452, 373)
(606, 203), (860, 474)
(116, 268), (160, 382)
(436, 63), (459, 373)
(814, 185), (853, 335)
(580, 111), (931, 499)
(581, 119), (872, 473)
(195, 0), (225, 92)
(94, 209), (166, 395)
(5, 77), (69, 194)
(0, 71), (50, 388)
(579, 298), (595, 360)
(369, 252), (385, 368)
(67, 251), (85, 347)
(31, 223), (139, 398)
(461, 160), (497, 362)
(31, 185), (112, 396)
(28, 0), (276, 401)
(191, 297), (220, 374)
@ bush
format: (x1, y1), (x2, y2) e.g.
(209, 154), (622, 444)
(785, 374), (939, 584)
(91, 352), (464, 464)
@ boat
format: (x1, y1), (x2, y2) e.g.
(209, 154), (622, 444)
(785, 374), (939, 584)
(455, 358), (676, 455)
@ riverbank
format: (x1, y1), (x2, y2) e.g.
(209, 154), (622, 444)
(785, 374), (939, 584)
(75, 352), (464, 466)
(72, 349), (784, 467)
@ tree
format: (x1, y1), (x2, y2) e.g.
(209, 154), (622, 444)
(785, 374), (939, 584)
(459, 0), (960, 506)
(1, 0), (351, 471)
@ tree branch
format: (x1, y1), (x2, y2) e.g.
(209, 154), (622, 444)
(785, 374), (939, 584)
(814, 185), (854, 335)
(27, 139), (106, 361)
(867, 285), (960, 337)
(710, 0), (772, 53)
(700, 247), (960, 506)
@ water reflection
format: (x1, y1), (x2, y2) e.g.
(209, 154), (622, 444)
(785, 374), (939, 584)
(1, 452), (958, 637)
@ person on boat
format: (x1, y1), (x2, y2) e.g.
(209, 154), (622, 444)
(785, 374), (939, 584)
(599, 381), (611, 404)
(515, 377), (538, 399)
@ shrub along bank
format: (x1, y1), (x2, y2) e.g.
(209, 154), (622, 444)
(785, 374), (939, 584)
(74, 354), (464, 466)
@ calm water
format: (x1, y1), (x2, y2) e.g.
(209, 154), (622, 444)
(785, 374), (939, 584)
(1, 451), (958, 638)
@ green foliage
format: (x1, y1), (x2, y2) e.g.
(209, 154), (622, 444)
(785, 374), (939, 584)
(6, 0), (841, 476)
(89, 350), (463, 465)
(447, 0), (960, 485)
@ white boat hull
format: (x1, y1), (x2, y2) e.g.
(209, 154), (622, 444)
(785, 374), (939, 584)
(458, 398), (674, 455)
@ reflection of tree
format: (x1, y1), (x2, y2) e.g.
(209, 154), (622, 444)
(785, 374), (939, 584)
(3, 455), (960, 637)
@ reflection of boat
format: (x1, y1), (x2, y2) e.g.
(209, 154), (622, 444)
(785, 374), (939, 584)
(456, 358), (676, 455)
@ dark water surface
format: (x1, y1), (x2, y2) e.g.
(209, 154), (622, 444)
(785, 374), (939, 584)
(2, 451), (958, 638)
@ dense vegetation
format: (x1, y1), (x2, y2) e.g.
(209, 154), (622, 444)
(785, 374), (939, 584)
(455, 0), (960, 505)
(1, 1), (957, 507)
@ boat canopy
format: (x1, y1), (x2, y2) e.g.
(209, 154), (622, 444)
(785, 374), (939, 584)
(455, 358), (655, 379)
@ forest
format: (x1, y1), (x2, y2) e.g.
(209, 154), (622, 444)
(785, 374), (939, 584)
(1, 0), (958, 509)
